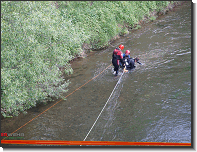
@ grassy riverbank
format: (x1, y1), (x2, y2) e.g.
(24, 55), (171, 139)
(1, 1), (181, 118)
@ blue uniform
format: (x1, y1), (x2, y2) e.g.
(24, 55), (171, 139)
(123, 54), (130, 58)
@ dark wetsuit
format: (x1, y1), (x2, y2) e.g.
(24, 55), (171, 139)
(123, 55), (136, 70)
(112, 48), (125, 75)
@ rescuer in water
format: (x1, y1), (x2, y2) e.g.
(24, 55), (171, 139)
(123, 49), (131, 59)
(112, 44), (125, 76)
(122, 50), (142, 71)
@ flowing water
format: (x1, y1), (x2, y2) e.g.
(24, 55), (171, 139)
(1, 2), (191, 145)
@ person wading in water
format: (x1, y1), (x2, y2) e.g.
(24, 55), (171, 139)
(112, 44), (126, 76)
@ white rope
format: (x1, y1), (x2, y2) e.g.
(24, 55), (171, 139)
(83, 70), (125, 141)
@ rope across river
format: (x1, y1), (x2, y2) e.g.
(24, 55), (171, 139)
(83, 70), (125, 141)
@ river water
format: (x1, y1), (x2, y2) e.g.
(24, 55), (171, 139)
(1, 2), (191, 145)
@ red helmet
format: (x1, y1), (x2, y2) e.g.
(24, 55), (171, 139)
(119, 44), (124, 50)
(125, 50), (130, 55)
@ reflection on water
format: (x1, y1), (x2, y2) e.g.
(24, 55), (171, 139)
(1, 2), (191, 144)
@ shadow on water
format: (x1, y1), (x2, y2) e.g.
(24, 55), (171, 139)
(1, 2), (191, 144)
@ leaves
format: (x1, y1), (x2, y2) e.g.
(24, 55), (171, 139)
(1, 1), (76, 117)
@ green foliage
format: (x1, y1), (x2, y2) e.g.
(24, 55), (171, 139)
(1, 1), (80, 117)
(155, 1), (170, 11)
(1, 1), (171, 117)
(150, 16), (157, 21)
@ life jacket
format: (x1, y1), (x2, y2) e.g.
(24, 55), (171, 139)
(113, 48), (120, 55)
(112, 47), (123, 60)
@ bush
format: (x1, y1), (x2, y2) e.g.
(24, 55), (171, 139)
(1, 1), (85, 117)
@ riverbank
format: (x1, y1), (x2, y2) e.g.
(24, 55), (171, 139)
(72, 1), (185, 60)
(1, 1), (185, 118)
(70, 1), (186, 65)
